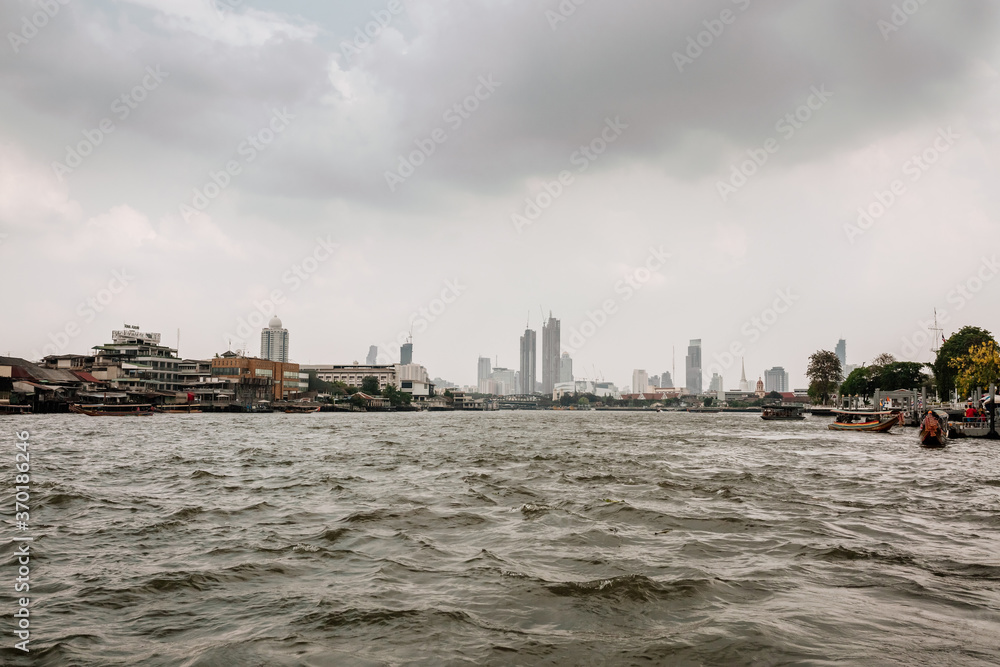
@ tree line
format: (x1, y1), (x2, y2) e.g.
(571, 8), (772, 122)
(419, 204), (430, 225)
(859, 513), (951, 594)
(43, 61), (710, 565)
(806, 326), (1000, 404)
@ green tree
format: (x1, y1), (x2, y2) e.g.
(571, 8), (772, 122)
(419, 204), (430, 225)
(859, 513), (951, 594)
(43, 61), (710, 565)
(361, 376), (381, 395)
(877, 361), (929, 391)
(807, 349), (843, 405)
(381, 383), (411, 407)
(577, 396), (590, 407)
(933, 326), (996, 399)
(871, 352), (896, 368)
(840, 366), (874, 402)
(704, 397), (714, 407)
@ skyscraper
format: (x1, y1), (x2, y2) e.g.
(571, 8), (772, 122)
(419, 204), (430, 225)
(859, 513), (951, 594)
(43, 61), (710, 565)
(519, 331), (536, 395)
(400, 340), (413, 365)
(764, 366), (790, 393)
(835, 339), (846, 370)
(559, 352), (573, 383)
(519, 328), (536, 395)
(685, 339), (702, 394)
(661, 371), (673, 388)
(477, 356), (492, 393)
(366, 345), (378, 365)
(541, 313), (561, 395)
(260, 316), (289, 363)
(709, 373), (723, 392)
(632, 369), (649, 395)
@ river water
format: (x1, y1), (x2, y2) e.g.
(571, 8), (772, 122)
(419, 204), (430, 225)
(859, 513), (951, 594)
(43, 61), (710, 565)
(3, 411), (999, 666)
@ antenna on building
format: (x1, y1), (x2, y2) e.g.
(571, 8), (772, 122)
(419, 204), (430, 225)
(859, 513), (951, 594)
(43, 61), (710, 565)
(672, 346), (675, 385)
(176, 328), (180, 356)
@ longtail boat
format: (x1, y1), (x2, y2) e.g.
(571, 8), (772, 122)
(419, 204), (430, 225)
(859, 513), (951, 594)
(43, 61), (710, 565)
(284, 405), (321, 414)
(155, 405), (203, 414)
(70, 403), (155, 416)
(918, 410), (949, 447)
(828, 410), (897, 433)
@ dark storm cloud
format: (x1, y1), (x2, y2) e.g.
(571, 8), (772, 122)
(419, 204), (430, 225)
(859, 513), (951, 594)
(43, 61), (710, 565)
(2, 0), (996, 209)
(352, 0), (998, 195)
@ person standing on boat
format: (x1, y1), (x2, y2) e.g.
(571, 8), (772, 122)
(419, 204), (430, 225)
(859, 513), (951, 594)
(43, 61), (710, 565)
(965, 404), (978, 421)
(921, 410), (940, 437)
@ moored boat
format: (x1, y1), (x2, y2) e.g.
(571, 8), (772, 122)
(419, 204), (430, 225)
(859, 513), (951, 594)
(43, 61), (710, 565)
(828, 410), (897, 432)
(70, 403), (155, 416)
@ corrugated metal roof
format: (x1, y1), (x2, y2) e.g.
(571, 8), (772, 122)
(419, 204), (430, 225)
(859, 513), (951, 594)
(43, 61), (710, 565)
(0, 357), (80, 384)
(24, 366), (79, 383)
(14, 381), (63, 392)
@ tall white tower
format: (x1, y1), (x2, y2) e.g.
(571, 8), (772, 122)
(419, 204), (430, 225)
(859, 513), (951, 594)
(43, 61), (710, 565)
(260, 316), (289, 363)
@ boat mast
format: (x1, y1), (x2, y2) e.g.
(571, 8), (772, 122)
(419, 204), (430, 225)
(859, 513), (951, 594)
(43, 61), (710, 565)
(930, 308), (943, 357)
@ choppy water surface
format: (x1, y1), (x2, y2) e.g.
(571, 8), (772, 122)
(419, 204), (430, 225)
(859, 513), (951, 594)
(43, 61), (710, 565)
(4, 411), (1000, 666)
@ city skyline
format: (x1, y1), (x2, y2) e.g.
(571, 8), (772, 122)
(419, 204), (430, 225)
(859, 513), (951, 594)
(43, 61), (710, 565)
(12, 315), (901, 393)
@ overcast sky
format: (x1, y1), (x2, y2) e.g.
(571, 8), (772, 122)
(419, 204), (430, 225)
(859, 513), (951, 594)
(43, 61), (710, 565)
(2, 0), (999, 389)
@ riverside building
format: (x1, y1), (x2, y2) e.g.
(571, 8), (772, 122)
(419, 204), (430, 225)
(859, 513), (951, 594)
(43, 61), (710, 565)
(92, 327), (181, 393)
(212, 352), (301, 401)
